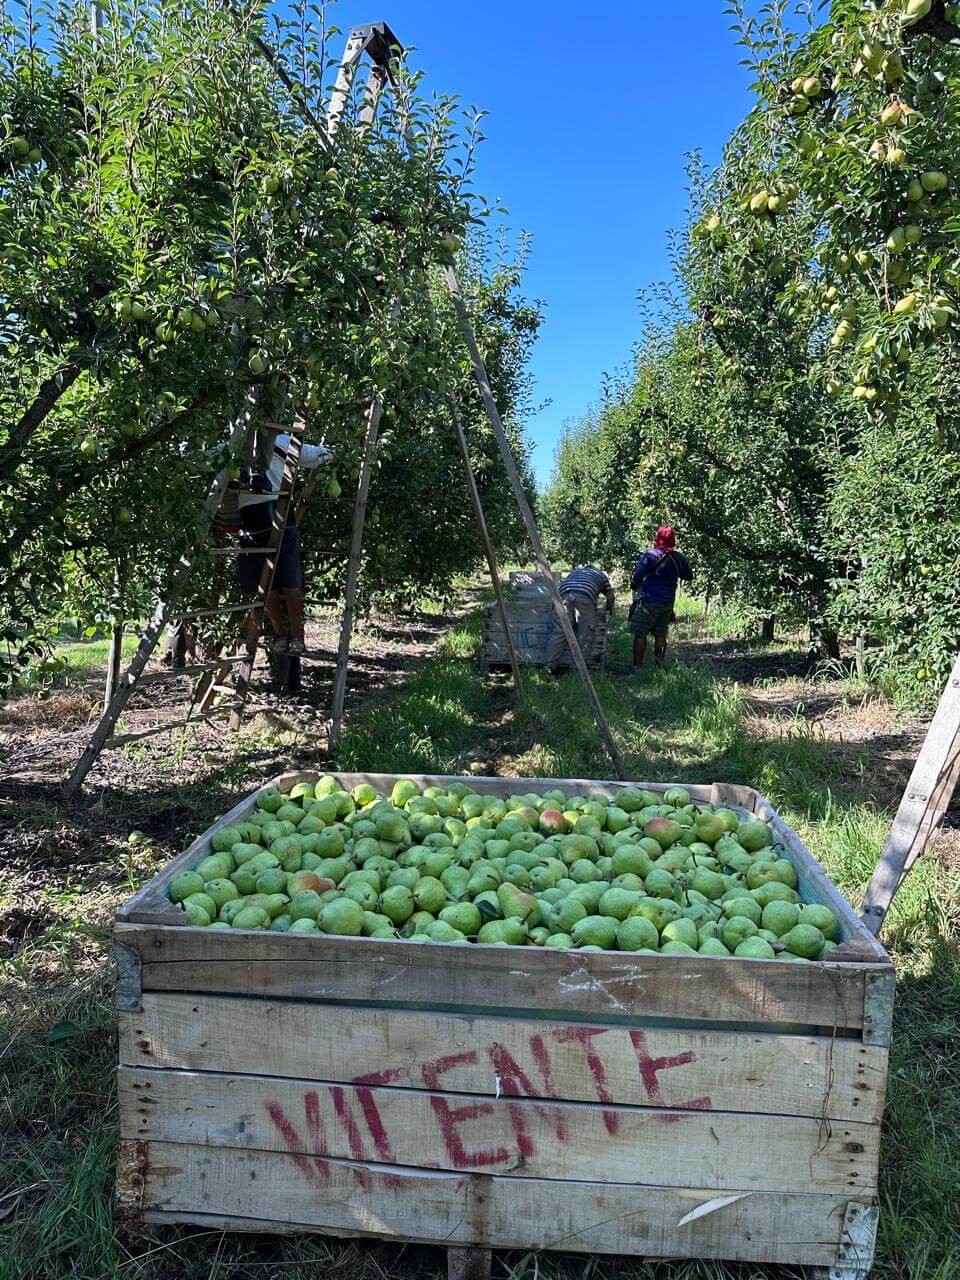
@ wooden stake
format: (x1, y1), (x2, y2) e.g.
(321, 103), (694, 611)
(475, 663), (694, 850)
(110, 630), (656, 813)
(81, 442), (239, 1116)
(861, 652), (960, 935)
(63, 409), (254, 798)
(103, 558), (127, 712)
(328, 395), (383, 751)
(442, 266), (625, 779)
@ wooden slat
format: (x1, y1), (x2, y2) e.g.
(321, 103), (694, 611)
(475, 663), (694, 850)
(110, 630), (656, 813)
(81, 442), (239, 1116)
(118, 1140), (863, 1266)
(860, 652), (960, 935)
(118, 1066), (878, 1194)
(120, 994), (888, 1123)
(116, 922), (876, 1034)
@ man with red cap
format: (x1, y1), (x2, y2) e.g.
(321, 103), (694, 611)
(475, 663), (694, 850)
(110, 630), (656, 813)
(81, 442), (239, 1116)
(628, 527), (693, 672)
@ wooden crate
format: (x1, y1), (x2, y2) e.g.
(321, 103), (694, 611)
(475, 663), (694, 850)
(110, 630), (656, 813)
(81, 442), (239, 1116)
(483, 600), (609, 670)
(115, 772), (893, 1279)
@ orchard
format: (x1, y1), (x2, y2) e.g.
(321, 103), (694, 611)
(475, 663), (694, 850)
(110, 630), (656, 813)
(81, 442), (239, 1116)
(542, 0), (960, 689)
(0, 0), (539, 678)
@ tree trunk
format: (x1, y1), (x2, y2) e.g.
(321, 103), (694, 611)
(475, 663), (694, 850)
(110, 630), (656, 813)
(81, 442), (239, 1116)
(811, 623), (840, 660)
(760, 617), (775, 644)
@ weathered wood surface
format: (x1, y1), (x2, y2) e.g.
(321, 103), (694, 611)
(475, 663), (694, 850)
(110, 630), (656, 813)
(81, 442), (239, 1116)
(483, 601), (609, 669)
(861, 652), (960, 935)
(117, 922), (880, 1034)
(117, 1139), (865, 1265)
(118, 1066), (879, 1193)
(120, 994), (888, 1123)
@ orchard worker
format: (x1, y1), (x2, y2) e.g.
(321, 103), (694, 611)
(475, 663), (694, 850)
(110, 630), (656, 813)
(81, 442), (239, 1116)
(546, 565), (616, 673)
(237, 426), (332, 658)
(629, 526), (693, 672)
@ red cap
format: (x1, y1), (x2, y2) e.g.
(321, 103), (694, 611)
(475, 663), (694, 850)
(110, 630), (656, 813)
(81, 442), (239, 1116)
(654, 526), (676, 551)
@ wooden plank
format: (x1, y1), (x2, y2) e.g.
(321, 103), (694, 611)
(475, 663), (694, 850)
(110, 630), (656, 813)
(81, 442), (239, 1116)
(860, 653), (960, 935)
(118, 1066), (879, 1193)
(62, 404), (256, 798)
(328, 391), (383, 750)
(120, 1140), (863, 1265)
(117, 922), (877, 1033)
(443, 266), (625, 780)
(120, 994), (888, 1123)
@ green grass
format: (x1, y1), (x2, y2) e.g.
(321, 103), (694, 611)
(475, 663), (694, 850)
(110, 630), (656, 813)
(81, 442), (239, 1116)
(1, 600), (957, 1279)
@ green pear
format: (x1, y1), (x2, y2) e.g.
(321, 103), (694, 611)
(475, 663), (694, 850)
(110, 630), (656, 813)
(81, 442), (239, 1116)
(232, 905), (270, 930)
(288, 917), (319, 933)
(477, 919), (527, 946)
(320, 897), (364, 936)
(598, 887), (639, 921)
(425, 920), (467, 943)
(380, 885), (415, 924)
(617, 916), (659, 950)
(698, 937), (731, 956)
(659, 939), (697, 954)
(497, 883), (538, 921)
(690, 867), (725, 900)
(722, 915), (759, 950)
(762, 901), (800, 936)
(170, 871), (205, 902)
(544, 932), (574, 948)
(440, 902), (482, 935)
(784, 923), (825, 958)
(799, 904), (839, 940)
(611, 845), (653, 878)
(645, 868), (676, 898)
(752, 881), (798, 907)
(660, 917), (698, 949)
(547, 897), (588, 933)
(571, 915), (618, 949)
(735, 936), (776, 959)
(401, 910), (436, 937)
(723, 896), (763, 925)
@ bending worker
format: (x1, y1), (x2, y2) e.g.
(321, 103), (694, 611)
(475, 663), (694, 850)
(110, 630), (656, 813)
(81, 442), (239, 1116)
(237, 427), (332, 657)
(629, 526), (693, 672)
(546, 565), (615, 673)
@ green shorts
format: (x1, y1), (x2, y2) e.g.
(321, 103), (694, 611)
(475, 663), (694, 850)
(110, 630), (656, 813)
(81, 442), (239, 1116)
(629, 601), (673, 639)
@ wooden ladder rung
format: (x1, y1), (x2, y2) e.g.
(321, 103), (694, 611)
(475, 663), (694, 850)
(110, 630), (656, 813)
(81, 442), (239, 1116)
(175, 603), (259, 620)
(139, 657), (250, 684)
(104, 710), (233, 748)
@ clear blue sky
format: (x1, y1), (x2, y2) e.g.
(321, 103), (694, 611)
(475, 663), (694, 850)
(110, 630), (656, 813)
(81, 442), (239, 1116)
(333, 2), (756, 485)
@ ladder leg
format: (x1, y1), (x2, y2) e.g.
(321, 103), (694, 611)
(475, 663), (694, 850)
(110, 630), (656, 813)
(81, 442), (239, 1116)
(329, 395), (382, 750)
(228, 434), (303, 731)
(442, 265), (625, 780)
(62, 410), (254, 798)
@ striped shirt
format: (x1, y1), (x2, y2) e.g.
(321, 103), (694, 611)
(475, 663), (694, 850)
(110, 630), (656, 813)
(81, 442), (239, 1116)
(559, 566), (612, 602)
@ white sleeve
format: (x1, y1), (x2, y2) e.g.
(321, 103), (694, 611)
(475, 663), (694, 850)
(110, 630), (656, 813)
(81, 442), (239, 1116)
(299, 441), (334, 470)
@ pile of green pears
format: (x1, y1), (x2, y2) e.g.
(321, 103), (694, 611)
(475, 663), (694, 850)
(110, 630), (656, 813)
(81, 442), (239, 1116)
(168, 776), (841, 960)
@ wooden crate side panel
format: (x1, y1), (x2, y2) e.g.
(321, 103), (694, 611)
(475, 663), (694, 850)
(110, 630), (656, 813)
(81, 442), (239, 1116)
(483, 605), (607, 667)
(118, 923), (876, 1033)
(120, 994), (888, 1123)
(125, 1139), (864, 1266)
(118, 1066), (880, 1194)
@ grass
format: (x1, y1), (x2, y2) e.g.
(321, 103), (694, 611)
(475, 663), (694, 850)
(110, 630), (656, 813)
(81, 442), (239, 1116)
(1, 597), (958, 1279)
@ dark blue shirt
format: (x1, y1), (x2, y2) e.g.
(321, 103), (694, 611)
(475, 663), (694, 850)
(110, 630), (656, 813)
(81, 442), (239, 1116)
(631, 550), (693, 605)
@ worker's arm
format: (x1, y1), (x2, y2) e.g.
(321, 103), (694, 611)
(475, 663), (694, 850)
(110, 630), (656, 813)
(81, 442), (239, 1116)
(676, 552), (694, 582)
(601, 572), (615, 614)
(299, 441), (334, 470)
(631, 553), (652, 591)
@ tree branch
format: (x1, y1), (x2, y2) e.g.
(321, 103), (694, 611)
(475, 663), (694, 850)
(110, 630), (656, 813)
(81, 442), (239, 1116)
(0, 363), (84, 480)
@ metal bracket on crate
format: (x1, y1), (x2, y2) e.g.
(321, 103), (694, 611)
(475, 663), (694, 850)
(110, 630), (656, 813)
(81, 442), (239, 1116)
(830, 1201), (879, 1279)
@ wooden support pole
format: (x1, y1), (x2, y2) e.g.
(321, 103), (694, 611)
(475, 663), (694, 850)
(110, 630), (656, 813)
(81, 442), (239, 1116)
(63, 409), (254, 798)
(442, 265), (625, 780)
(424, 298), (523, 696)
(447, 391), (524, 697)
(103, 558), (127, 712)
(860, 652), (960, 935)
(328, 395), (383, 751)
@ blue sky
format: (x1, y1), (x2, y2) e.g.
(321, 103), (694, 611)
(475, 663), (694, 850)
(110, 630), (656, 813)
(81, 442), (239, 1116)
(333, 2), (757, 484)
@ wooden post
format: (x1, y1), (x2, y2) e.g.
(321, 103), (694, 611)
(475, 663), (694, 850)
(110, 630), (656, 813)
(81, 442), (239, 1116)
(423, 298), (523, 696)
(328, 395), (383, 751)
(104, 558), (127, 711)
(860, 652), (960, 935)
(442, 266), (625, 780)
(63, 409), (254, 798)
(447, 392), (523, 697)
